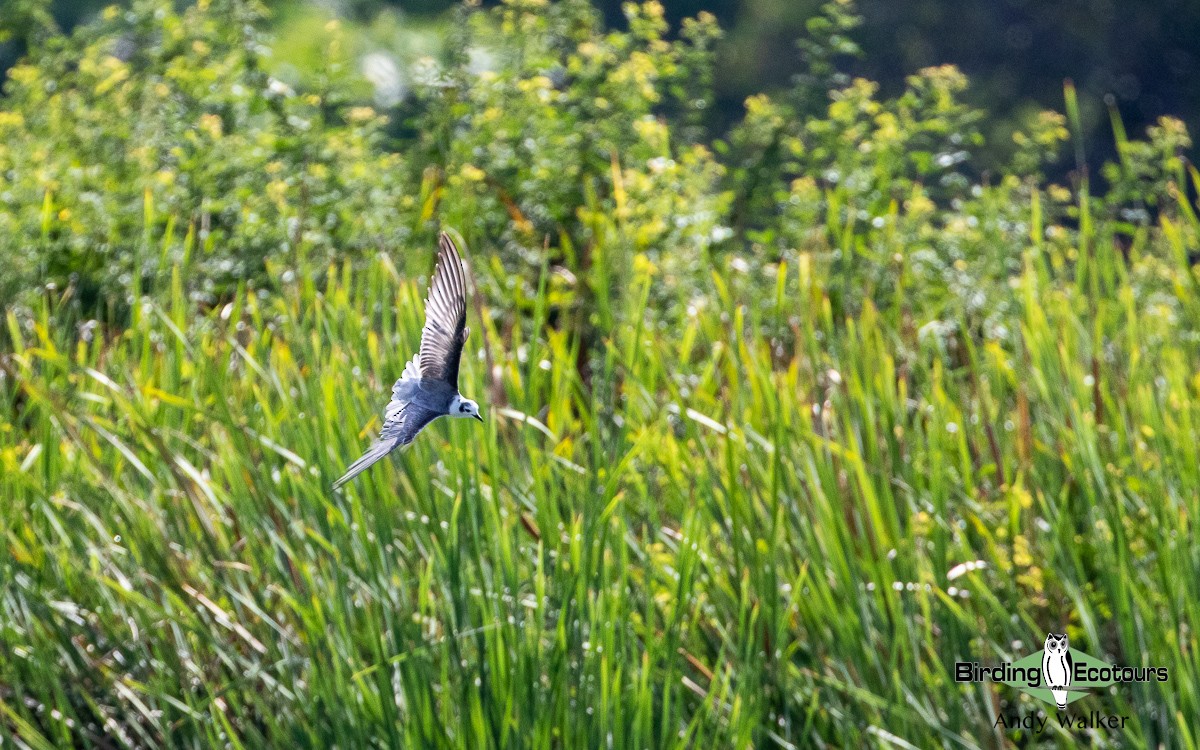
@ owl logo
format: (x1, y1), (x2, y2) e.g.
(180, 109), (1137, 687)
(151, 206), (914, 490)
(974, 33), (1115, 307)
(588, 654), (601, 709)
(1041, 633), (1072, 709)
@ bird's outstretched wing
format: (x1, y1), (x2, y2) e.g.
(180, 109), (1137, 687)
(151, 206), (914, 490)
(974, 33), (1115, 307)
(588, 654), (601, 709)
(332, 233), (469, 489)
(331, 396), (441, 489)
(418, 233), (470, 387)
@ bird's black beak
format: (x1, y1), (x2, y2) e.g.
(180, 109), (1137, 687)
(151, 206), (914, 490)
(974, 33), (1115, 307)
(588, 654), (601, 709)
(473, 413), (484, 422)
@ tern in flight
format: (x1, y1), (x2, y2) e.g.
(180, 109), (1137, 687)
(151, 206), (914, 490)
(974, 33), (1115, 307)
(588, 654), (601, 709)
(333, 233), (483, 489)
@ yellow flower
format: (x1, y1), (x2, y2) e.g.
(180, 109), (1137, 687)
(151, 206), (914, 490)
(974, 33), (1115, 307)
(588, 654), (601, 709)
(1047, 185), (1072, 203)
(518, 76), (553, 93)
(267, 180), (288, 203)
(198, 113), (223, 139)
(633, 116), (668, 149)
(7, 65), (37, 86)
(460, 164), (486, 183)
(905, 192), (935, 216)
(633, 253), (657, 277)
(1013, 535), (1033, 567)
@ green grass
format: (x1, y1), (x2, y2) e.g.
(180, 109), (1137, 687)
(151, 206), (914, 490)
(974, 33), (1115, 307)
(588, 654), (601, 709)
(3, 179), (1200, 748)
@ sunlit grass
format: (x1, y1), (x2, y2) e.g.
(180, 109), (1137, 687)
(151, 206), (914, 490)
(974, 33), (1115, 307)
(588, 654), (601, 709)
(3, 175), (1199, 748)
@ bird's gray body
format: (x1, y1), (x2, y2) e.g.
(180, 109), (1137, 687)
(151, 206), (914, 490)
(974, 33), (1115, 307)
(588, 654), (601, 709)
(391, 369), (457, 410)
(381, 365), (454, 443)
(332, 234), (482, 489)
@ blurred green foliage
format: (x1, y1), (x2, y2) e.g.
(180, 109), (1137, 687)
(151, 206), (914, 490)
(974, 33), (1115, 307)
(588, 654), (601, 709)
(6, 0), (1198, 176)
(1, 0), (1195, 439)
(0, 0), (409, 314)
(1, 0), (1194, 335)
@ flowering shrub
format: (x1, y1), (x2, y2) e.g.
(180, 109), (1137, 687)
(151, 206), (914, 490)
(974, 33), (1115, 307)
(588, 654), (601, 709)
(0, 0), (1194, 343)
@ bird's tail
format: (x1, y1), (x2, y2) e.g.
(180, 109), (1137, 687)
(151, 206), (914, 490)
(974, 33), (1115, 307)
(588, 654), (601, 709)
(1051, 688), (1067, 710)
(332, 440), (398, 490)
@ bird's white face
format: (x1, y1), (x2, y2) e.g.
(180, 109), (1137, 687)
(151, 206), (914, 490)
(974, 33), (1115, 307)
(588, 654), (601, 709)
(450, 395), (484, 422)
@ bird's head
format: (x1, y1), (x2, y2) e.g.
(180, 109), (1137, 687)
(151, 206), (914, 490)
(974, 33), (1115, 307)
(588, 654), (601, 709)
(451, 395), (484, 422)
